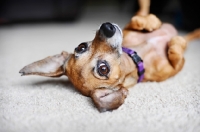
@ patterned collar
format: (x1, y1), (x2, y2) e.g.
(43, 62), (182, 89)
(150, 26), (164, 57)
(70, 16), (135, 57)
(122, 47), (145, 82)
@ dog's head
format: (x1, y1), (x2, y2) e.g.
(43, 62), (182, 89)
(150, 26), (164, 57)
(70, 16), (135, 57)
(20, 23), (138, 112)
(66, 22), (123, 96)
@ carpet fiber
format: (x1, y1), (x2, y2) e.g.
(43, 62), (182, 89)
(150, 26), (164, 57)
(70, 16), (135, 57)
(0, 7), (200, 132)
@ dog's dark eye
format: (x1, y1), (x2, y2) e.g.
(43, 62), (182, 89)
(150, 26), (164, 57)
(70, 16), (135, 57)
(97, 61), (110, 77)
(75, 43), (88, 53)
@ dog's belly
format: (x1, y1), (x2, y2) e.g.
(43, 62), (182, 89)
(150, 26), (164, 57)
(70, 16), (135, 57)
(123, 23), (178, 81)
(142, 35), (173, 81)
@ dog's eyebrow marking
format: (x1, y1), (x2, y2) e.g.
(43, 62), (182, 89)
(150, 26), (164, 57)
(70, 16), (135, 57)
(74, 42), (91, 58)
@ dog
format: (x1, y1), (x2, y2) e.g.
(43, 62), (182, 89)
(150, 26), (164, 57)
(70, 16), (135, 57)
(19, 0), (200, 112)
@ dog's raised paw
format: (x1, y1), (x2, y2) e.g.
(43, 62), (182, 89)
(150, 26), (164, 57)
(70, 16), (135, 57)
(130, 14), (161, 31)
(145, 14), (162, 31)
(131, 16), (146, 30)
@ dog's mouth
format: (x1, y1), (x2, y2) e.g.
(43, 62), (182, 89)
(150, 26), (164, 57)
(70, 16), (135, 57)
(99, 22), (123, 54)
(112, 23), (123, 36)
(99, 22), (122, 38)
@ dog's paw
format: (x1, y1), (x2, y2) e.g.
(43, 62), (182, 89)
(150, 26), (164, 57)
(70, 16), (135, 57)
(167, 36), (187, 69)
(168, 36), (187, 50)
(168, 45), (183, 60)
(145, 14), (162, 31)
(131, 16), (147, 30)
(130, 14), (161, 31)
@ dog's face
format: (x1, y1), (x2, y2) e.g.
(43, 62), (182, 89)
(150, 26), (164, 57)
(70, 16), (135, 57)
(20, 23), (132, 111)
(65, 23), (123, 96)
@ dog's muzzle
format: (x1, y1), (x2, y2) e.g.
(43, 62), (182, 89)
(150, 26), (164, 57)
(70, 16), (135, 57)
(99, 22), (123, 54)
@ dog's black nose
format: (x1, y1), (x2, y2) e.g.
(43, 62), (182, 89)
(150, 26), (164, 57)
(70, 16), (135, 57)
(100, 22), (116, 38)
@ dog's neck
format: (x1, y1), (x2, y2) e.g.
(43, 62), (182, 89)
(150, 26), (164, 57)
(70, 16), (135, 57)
(122, 47), (145, 82)
(119, 52), (139, 88)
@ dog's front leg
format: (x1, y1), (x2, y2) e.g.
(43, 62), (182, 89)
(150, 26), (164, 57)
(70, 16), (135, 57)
(137, 0), (150, 16)
(90, 88), (128, 112)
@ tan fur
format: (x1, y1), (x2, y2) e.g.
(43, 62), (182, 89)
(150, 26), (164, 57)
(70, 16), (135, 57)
(123, 19), (186, 82)
(19, 0), (200, 112)
(137, 0), (150, 16)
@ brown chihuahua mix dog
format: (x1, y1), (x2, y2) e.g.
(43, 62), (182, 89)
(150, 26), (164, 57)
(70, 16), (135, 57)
(19, 0), (200, 112)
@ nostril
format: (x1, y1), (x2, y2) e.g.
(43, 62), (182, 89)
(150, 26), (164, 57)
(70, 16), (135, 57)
(109, 26), (114, 31)
(100, 22), (116, 38)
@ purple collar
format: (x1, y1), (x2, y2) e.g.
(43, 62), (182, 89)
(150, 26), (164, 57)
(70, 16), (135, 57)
(122, 47), (145, 82)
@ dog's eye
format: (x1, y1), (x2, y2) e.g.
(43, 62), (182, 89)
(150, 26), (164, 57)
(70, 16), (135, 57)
(75, 43), (88, 53)
(97, 61), (110, 76)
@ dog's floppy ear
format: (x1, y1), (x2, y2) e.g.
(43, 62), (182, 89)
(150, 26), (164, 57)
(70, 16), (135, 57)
(19, 51), (70, 77)
(91, 88), (128, 112)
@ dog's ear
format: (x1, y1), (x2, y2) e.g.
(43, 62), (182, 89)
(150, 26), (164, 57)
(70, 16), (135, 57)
(19, 51), (71, 77)
(90, 88), (128, 112)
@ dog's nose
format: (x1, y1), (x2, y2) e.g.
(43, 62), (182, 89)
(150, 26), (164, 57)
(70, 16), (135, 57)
(100, 22), (116, 38)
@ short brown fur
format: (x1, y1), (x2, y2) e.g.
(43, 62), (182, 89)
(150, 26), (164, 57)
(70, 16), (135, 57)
(19, 0), (200, 112)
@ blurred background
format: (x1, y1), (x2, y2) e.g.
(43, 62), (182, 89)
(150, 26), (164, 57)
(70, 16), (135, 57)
(0, 0), (200, 31)
(0, 2), (200, 131)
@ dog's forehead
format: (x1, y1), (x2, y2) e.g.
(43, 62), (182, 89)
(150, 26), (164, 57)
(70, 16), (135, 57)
(77, 50), (120, 67)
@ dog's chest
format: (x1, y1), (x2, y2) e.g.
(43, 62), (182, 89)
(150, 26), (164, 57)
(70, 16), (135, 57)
(123, 24), (177, 58)
(123, 32), (171, 58)
(146, 35), (170, 56)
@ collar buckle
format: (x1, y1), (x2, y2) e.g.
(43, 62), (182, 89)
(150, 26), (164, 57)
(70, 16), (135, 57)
(122, 47), (145, 82)
(130, 52), (143, 64)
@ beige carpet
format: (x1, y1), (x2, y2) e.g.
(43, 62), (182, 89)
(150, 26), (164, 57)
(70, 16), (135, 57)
(0, 7), (200, 132)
